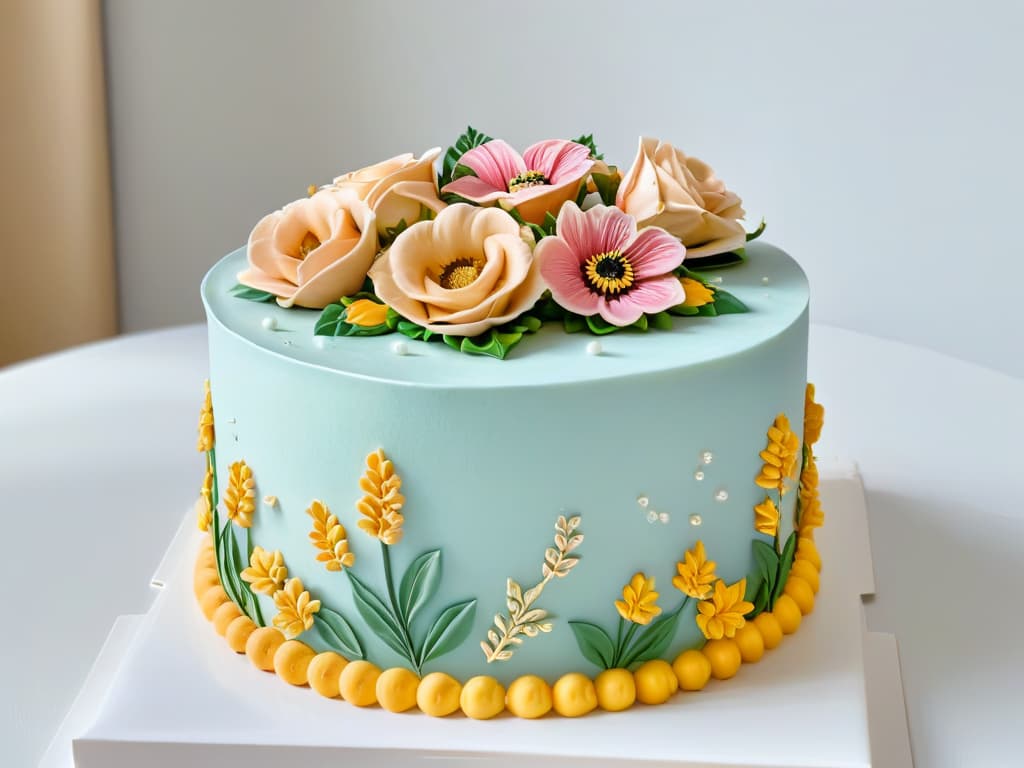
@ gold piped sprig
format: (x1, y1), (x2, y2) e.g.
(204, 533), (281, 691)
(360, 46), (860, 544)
(307, 499), (355, 571)
(481, 514), (583, 663)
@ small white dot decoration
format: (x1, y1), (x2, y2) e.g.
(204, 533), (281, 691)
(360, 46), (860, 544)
(715, 489), (729, 502)
(658, 512), (670, 524)
(694, 470), (705, 482)
(637, 495), (650, 508)
(263, 495), (278, 507)
(709, 276), (723, 284)
(261, 316), (277, 331)
(689, 514), (703, 526)
(586, 340), (603, 356)
(761, 276), (771, 284)
(392, 340), (409, 356)
(701, 451), (714, 465)
(646, 510), (658, 524)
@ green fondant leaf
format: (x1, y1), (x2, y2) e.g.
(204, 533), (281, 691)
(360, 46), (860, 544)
(752, 539), (780, 602)
(396, 319), (434, 341)
(440, 126), (493, 188)
(712, 288), (749, 315)
(451, 163), (477, 181)
(648, 311), (674, 331)
(591, 171), (620, 207)
(345, 570), (410, 661)
(574, 180), (588, 207)
(631, 314), (649, 332)
(223, 524), (258, 622)
(746, 218), (767, 242)
(569, 621), (615, 669)
(379, 218), (409, 249)
(771, 531), (799, 607)
(314, 301), (393, 337)
(748, 578), (771, 618)
(585, 314), (622, 335)
(667, 304), (700, 317)
(686, 250), (746, 270)
(458, 330), (524, 359)
(399, 549), (442, 625)
(571, 133), (603, 161)
(228, 284), (276, 303)
(315, 606), (364, 660)
(418, 599), (477, 665)
(563, 313), (586, 333)
(619, 609), (684, 668)
(442, 334), (462, 351)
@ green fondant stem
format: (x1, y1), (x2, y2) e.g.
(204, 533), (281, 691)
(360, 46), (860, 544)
(245, 527), (265, 626)
(380, 542), (420, 673)
(613, 616), (624, 664)
(616, 622), (640, 667)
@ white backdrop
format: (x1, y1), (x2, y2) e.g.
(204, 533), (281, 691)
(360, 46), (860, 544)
(104, 0), (1024, 377)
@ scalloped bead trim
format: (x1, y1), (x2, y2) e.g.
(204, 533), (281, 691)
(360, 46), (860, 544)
(194, 530), (823, 718)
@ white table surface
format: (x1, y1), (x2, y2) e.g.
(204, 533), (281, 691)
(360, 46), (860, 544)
(3, 323), (1021, 768)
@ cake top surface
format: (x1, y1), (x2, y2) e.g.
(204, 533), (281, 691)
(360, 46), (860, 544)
(202, 240), (807, 388)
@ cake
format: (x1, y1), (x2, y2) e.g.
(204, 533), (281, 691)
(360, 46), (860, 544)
(193, 128), (826, 719)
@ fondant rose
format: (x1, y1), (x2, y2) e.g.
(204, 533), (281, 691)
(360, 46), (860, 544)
(616, 138), (746, 259)
(333, 148), (445, 234)
(368, 204), (545, 337)
(238, 188), (377, 309)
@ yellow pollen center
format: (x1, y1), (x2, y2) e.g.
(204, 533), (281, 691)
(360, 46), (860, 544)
(584, 251), (634, 295)
(439, 258), (484, 290)
(508, 169), (549, 194)
(298, 231), (321, 259)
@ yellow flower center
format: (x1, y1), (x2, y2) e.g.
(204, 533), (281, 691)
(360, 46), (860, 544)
(439, 258), (484, 290)
(508, 169), (549, 193)
(298, 231), (320, 259)
(584, 251), (634, 295)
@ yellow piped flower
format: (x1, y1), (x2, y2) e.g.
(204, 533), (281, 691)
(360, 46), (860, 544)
(804, 383), (825, 447)
(196, 465), (213, 532)
(356, 449), (405, 545)
(672, 540), (717, 599)
(755, 413), (801, 494)
(679, 277), (715, 308)
(196, 380), (214, 452)
(222, 460), (256, 528)
(615, 572), (662, 626)
(346, 299), (389, 328)
(273, 577), (321, 639)
(241, 546), (288, 595)
(798, 454), (824, 534)
(307, 499), (356, 571)
(696, 578), (754, 640)
(754, 496), (779, 536)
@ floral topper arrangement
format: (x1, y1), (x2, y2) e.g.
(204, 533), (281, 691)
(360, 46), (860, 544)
(232, 127), (765, 359)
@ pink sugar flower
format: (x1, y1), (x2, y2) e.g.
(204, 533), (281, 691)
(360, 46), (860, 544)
(535, 203), (686, 326)
(440, 139), (594, 224)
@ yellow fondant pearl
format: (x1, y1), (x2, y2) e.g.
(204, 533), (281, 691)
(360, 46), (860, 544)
(460, 675), (506, 720)
(224, 615), (257, 653)
(753, 612), (784, 650)
(796, 537), (822, 570)
(551, 673), (598, 717)
(339, 660), (382, 707)
(772, 594), (803, 634)
(199, 585), (229, 620)
(790, 558), (820, 593)
(784, 576), (816, 615)
(734, 622), (765, 663)
(634, 659), (678, 705)
(506, 675), (553, 719)
(416, 672), (462, 717)
(307, 652), (348, 699)
(274, 640), (316, 685)
(245, 626), (286, 671)
(376, 667), (420, 713)
(673, 650), (712, 691)
(594, 668), (636, 711)
(212, 600), (242, 636)
(193, 567), (220, 599)
(703, 638), (742, 680)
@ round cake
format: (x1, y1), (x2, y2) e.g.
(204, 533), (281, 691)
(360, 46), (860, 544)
(192, 130), (826, 718)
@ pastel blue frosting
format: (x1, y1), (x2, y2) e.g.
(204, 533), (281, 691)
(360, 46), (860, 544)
(201, 241), (808, 683)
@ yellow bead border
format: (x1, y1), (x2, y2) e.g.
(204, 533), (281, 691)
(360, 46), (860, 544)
(194, 530), (824, 719)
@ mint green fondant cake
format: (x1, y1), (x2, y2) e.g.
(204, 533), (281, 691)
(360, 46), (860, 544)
(194, 130), (825, 715)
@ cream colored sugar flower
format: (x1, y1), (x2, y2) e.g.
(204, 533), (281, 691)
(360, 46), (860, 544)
(237, 188), (378, 309)
(273, 577), (320, 639)
(368, 204), (546, 337)
(241, 546), (288, 595)
(617, 137), (746, 259)
(332, 148), (445, 234)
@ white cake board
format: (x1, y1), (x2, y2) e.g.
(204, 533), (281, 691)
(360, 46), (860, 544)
(42, 463), (912, 768)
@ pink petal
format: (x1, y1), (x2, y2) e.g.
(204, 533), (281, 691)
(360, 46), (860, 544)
(535, 236), (601, 316)
(456, 139), (525, 190)
(524, 140), (594, 184)
(555, 203), (634, 261)
(630, 275), (686, 315)
(596, 294), (645, 326)
(440, 175), (507, 204)
(624, 226), (686, 279)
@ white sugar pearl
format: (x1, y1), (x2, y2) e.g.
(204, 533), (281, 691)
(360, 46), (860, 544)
(658, 512), (670, 524)
(586, 340), (603, 356)
(694, 470), (705, 481)
(715, 489), (729, 502)
(637, 495), (650, 508)
(689, 514), (703, 526)
(761, 276), (771, 284)
(646, 510), (658, 524)
(261, 316), (277, 331)
(701, 451), (714, 465)
(392, 340), (409, 356)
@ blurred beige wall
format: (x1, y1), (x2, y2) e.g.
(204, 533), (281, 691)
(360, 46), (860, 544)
(0, 0), (117, 367)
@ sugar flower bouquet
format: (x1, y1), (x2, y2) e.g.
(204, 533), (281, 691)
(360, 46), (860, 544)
(233, 127), (765, 359)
